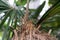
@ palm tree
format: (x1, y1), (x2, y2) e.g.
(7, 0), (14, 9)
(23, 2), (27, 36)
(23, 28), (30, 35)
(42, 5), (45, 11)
(0, 0), (60, 40)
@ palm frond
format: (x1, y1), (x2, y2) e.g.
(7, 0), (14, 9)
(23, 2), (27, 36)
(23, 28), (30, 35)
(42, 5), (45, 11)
(36, 1), (60, 26)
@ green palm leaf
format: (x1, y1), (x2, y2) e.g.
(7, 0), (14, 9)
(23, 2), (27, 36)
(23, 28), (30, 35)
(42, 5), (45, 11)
(29, 1), (45, 19)
(2, 17), (11, 40)
(29, 1), (45, 24)
(36, 1), (60, 26)
(0, 9), (13, 28)
(0, 0), (10, 13)
(0, 0), (8, 6)
(15, 0), (27, 6)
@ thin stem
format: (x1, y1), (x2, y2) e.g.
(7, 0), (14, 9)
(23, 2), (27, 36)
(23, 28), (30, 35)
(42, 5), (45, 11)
(24, 0), (29, 22)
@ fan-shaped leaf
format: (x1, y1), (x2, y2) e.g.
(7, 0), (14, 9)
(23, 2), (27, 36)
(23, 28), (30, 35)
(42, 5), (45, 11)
(0, 0), (10, 13)
(2, 17), (11, 40)
(0, 9), (13, 28)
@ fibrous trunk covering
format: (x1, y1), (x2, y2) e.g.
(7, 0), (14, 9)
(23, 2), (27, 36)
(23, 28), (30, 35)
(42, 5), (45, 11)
(12, 20), (57, 40)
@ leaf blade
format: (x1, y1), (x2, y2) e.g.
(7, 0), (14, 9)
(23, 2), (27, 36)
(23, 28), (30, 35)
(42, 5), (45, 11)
(36, 1), (60, 26)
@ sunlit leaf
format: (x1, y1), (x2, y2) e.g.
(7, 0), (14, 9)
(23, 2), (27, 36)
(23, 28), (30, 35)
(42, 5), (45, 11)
(0, 9), (13, 28)
(15, 0), (27, 6)
(2, 17), (11, 40)
(36, 1), (60, 26)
